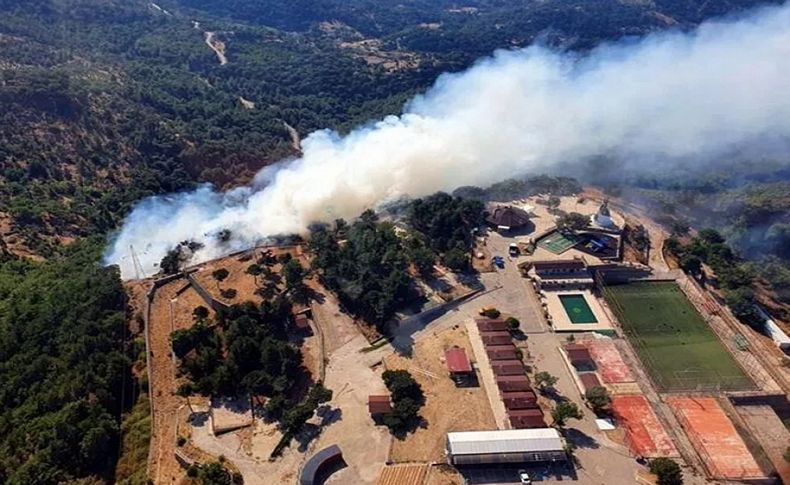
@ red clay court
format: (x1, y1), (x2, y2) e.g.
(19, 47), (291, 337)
(587, 339), (634, 383)
(611, 395), (677, 458)
(667, 397), (763, 480)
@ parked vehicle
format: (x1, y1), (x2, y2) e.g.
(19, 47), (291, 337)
(509, 243), (519, 256)
(518, 469), (532, 484)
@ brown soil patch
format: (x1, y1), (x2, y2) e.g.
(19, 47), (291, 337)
(425, 464), (464, 485)
(190, 246), (308, 304)
(148, 277), (193, 484)
(377, 463), (431, 485)
(384, 325), (496, 462)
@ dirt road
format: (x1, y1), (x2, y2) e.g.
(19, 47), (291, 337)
(205, 32), (228, 65)
(148, 279), (209, 483)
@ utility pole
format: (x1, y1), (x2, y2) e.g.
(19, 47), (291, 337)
(130, 245), (147, 280)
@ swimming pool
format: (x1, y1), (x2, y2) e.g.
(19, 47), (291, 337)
(559, 294), (598, 324)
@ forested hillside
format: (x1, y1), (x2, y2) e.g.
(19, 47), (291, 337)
(0, 0), (775, 257)
(0, 240), (134, 483)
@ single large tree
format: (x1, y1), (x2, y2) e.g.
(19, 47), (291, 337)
(212, 268), (229, 289)
(584, 386), (611, 414)
(649, 458), (683, 485)
(551, 401), (583, 427)
(534, 371), (559, 392)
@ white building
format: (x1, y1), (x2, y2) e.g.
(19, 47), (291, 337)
(591, 200), (617, 229)
(446, 428), (566, 465)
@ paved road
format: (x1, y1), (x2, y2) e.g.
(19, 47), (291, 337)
(482, 231), (547, 333)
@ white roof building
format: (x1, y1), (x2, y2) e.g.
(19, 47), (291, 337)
(446, 428), (566, 465)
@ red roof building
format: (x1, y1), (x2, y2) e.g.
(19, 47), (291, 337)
(476, 318), (507, 332)
(485, 344), (518, 361)
(294, 313), (311, 330)
(491, 359), (525, 376)
(508, 409), (547, 429)
(565, 344), (594, 368)
(368, 395), (392, 416)
(579, 373), (602, 392)
(496, 375), (531, 392)
(445, 347), (473, 374)
(481, 331), (512, 346)
(502, 391), (539, 410)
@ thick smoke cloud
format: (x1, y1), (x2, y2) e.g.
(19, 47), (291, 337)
(106, 3), (790, 279)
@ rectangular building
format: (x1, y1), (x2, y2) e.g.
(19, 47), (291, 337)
(491, 359), (525, 376)
(496, 375), (531, 392)
(509, 409), (547, 429)
(486, 344), (519, 361)
(446, 429), (566, 465)
(477, 318), (508, 332)
(502, 391), (538, 410)
(481, 331), (512, 346)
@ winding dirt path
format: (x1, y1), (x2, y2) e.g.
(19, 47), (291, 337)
(204, 32), (228, 66)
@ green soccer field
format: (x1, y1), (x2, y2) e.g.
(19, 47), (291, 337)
(604, 281), (754, 392)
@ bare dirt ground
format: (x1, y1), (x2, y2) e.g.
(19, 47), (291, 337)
(384, 325), (497, 462)
(425, 464), (464, 485)
(148, 278), (211, 484)
(190, 246), (308, 305)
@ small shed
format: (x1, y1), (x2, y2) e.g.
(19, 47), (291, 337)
(502, 391), (539, 410)
(477, 318), (507, 332)
(491, 359), (525, 376)
(368, 395), (392, 418)
(508, 409), (547, 429)
(445, 347), (473, 374)
(294, 313), (311, 330)
(497, 374), (531, 392)
(486, 344), (518, 361)
(481, 331), (512, 346)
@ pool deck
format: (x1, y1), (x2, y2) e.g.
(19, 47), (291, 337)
(545, 290), (615, 333)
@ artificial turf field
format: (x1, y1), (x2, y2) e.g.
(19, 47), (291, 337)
(604, 281), (753, 392)
(537, 231), (578, 254)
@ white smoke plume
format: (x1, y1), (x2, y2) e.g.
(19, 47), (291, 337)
(106, 3), (790, 279)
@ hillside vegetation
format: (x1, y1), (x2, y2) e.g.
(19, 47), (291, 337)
(0, 0), (774, 256)
(0, 1), (785, 482)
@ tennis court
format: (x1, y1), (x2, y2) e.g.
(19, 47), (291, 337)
(537, 231), (578, 254)
(603, 281), (753, 392)
(559, 294), (598, 324)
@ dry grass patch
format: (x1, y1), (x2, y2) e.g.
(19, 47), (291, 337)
(384, 325), (496, 462)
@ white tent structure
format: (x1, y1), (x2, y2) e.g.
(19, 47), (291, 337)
(446, 429), (566, 465)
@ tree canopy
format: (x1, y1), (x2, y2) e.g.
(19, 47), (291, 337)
(0, 240), (133, 484)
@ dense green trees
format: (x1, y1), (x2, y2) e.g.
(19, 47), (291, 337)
(650, 457), (683, 485)
(381, 370), (425, 435)
(309, 213), (412, 329)
(666, 228), (766, 325)
(0, 240), (133, 483)
(173, 300), (303, 398)
(551, 402), (583, 427)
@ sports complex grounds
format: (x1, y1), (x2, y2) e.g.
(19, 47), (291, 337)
(603, 281), (754, 392)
